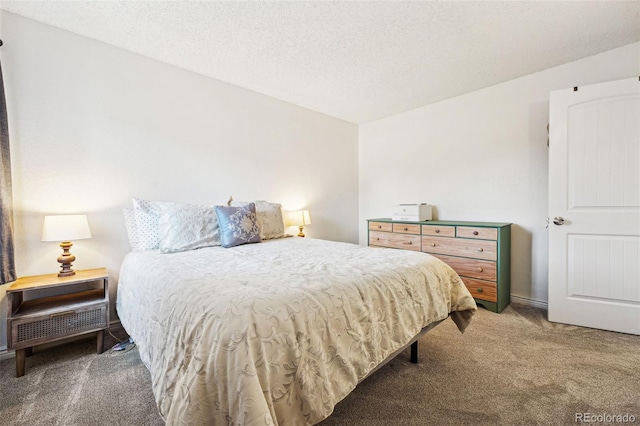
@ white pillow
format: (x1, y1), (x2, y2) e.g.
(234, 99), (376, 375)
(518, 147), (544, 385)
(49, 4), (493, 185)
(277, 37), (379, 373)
(123, 208), (142, 251)
(158, 202), (221, 253)
(132, 198), (163, 250)
(232, 200), (285, 240)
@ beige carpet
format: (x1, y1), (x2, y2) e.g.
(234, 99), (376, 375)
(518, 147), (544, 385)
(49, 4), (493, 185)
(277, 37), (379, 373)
(1, 304), (638, 425)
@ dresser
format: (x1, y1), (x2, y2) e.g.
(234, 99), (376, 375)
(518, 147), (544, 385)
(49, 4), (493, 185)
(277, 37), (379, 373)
(368, 219), (511, 313)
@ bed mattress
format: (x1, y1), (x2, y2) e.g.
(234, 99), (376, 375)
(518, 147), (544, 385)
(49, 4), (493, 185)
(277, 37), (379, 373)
(116, 237), (476, 425)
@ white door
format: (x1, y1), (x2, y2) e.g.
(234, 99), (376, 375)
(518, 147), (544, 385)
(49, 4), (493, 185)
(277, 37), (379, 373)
(548, 77), (640, 335)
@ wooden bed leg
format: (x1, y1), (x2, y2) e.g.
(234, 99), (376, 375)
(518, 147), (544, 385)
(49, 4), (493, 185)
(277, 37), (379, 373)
(410, 341), (418, 364)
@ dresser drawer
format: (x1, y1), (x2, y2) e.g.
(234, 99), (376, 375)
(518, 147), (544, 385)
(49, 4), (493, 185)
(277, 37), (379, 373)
(461, 277), (497, 302)
(369, 231), (420, 251)
(387, 233), (421, 251)
(430, 254), (497, 281)
(392, 223), (421, 235)
(369, 230), (390, 247)
(456, 226), (498, 240)
(421, 236), (497, 261)
(421, 224), (455, 237)
(9, 302), (107, 350)
(369, 221), (392, 232)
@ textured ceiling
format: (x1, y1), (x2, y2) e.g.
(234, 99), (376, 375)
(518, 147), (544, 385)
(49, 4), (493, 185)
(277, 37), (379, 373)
(1, 1), (639, 123)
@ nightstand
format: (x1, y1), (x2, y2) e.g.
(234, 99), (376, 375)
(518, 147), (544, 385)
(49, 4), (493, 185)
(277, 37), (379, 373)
(6, 268), (109, 377)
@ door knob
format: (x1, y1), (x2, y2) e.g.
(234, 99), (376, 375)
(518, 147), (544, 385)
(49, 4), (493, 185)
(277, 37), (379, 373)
(553, 216), (565, 226)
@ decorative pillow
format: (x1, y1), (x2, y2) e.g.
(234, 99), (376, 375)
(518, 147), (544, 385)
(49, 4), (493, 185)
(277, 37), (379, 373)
(232, 200), (285, 240)
(214, 203), (261, 248)
(132, 198), (163, 250)
(158, 202), (220, 253)
(123, 208), (142, 251)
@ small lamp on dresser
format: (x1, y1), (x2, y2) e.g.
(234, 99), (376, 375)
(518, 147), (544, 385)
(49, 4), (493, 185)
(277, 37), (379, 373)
(41, 214), (92, 277)
(286, 210), (311, 237)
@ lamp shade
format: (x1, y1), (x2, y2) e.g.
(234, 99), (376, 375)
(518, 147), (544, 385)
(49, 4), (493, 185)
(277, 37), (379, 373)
(42, 215), (92, 242)
(285, 210), (311, 226)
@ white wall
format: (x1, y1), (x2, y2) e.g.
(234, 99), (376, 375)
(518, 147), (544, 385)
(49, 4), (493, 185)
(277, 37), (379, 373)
(0, 12), (359, 350)
(1, 12), (637, 353)
(359, 42), (640, 306)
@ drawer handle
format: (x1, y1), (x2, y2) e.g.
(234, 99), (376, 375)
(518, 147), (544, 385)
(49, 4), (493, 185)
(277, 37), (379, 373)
(477, 267), (483, 272)
(377, 225), (382, 229)
(477, 288), (483, 293)
(477, 248), (484, 252)
(473, 231), (479, 235)
(376, 237), (380, 240)
(405, 241), (413, 245)
(431, 243), (436, 247)
(403, 227), (408, 231)
(50, 310), (75, 318)
(435, 229), (440, 233)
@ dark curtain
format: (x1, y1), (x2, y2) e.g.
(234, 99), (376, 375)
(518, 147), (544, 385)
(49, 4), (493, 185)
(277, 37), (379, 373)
(0, 58), (16, 284)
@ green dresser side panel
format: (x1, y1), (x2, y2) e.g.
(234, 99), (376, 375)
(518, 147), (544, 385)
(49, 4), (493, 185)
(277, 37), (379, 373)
(496, 225), (511, 313)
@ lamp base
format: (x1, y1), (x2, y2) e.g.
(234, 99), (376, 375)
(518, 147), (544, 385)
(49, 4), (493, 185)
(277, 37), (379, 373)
(298, 226), (305, 238)
(57, 241), (76, 277)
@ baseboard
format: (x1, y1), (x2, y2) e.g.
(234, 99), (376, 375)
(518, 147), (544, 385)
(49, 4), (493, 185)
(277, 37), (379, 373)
(0, 349), (14, 361)
(511, 295), (548, 310)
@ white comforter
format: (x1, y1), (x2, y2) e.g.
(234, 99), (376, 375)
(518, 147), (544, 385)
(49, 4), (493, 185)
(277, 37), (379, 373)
(116, 238), (476, 425)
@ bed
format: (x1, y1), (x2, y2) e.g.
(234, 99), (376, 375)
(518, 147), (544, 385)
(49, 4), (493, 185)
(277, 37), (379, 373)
(116, 237), (476, 425)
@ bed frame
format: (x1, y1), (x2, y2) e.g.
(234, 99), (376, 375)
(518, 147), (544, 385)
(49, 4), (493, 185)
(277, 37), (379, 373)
(359, 318), (445, 383)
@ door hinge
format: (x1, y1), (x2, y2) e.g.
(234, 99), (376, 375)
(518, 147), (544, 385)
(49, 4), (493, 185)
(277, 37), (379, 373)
(547, 123), (550, 147)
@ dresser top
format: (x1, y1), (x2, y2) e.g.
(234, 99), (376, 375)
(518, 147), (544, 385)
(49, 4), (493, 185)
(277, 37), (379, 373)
(368, 218), (512, 228)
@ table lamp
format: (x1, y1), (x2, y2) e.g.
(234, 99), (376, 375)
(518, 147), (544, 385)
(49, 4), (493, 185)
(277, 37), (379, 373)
(41, 214), (92, 277)
(286, 210), (311, 237)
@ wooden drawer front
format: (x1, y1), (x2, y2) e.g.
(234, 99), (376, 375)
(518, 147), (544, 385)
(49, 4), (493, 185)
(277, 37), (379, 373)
(369, 231), (420, 251)
(461, 277), (497, 302)
(431, 254), (497, 281)
(386, 233), (421, 251)
(369, 221), (392, 232)
(456, 226), (498, 240)
(421, 236), (497, 261)
(421, 224), (455, 237)
(9, 303), (107, 350)
(392, 223), (421, 235)
(369, 230), (391, 247)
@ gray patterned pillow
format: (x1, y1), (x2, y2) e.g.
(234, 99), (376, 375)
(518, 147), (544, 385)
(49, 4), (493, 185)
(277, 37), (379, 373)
(231, 200), (285, 240)
(214, 203), (261, 248)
